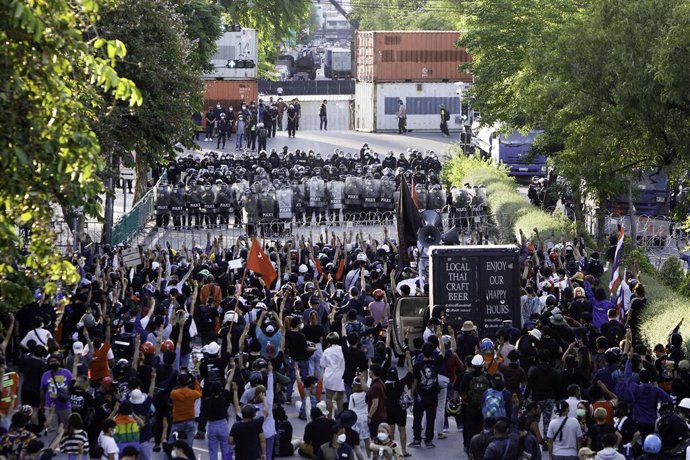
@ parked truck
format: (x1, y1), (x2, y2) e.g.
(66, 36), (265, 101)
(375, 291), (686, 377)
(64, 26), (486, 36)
(472, 121), (547, 178)
(324, 48), (352, 79)
(292, 50), (318, 80)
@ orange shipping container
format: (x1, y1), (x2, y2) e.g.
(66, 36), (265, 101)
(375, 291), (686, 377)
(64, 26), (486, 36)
(355, 31), (472, 83)
(202, 80), (259, 114)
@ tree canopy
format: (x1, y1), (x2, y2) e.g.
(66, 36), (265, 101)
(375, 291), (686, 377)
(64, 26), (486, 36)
(348, 0), (463, 31)
(0, 0), (141, 308)
(461, 0), (690, 233)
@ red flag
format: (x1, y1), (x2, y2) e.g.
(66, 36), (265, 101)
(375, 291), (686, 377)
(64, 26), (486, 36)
(314, 258), (323, 275)
(246, 238), (277, 287)
(411, 177), (419, 208)
(335, 258), (345, 281)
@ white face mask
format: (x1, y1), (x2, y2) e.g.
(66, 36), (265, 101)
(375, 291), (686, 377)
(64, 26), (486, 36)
(337, 433), (347, 444)
(377, 432), (388, 442)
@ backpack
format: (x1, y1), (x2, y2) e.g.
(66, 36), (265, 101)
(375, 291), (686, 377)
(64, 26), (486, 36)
(482, 388), (506, 418)
(444, 111), (450, 121)
(197, 303), (215, 329)
(467, 373), (490, 408)
(587, 258), (604, 278)
(418, 361), (439, 394)
(274, 420), (294, 457)
(258, 128), (268, 139)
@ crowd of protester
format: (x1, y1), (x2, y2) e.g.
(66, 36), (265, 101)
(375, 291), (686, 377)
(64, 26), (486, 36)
(3, 179), (690, 460)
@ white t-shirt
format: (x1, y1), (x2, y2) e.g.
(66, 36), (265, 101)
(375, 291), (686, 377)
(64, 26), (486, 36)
(547, 416), (582, 456)
(98, 433), (119, 460)
(20, 328), (53, 349)
(320, 345), (345, 392)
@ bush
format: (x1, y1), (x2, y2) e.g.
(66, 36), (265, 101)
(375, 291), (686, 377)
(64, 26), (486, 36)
(659, 256), (685, 289)
(679, 274), (690, 298)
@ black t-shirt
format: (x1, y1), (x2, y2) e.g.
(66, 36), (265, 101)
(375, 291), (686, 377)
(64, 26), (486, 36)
(230, 417), (264, 460)
(413, 358), (440, 398)
(285, 330), (310, 361)
(201, 391), (232, 422)
(342, 346), (368, 385)
(200, 355), (231, 393)
(303, 324), (325, 345)
(20, 356), (46, 392)
(69, 388), (94, 423)
(304, 417), (336, 451)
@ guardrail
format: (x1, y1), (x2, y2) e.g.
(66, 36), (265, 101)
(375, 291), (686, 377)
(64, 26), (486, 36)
(110, 189), (155, 246)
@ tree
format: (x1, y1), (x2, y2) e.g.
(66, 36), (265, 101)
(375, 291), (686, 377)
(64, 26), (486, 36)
(95, 0), (222, 231)
(223, 0), (313, 77)
(461, 0), (690, 240)
(0, 0), (141, 308)
(348, 0), (463, 31)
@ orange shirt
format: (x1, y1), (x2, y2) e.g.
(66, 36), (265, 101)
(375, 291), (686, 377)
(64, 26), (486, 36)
(200, 284), (221, 307)
(170, 381), (201, 422)
(484, 354), (503, 375)
(89, 342), (111, 381)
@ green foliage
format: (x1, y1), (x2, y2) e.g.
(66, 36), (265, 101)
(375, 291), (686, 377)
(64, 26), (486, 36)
(622, 248), (657, 275)
(224, 0), (312, 77)
(178, 0), (223, 74)
(659, 256), (686, 288)
(0, 0), (141, 310)
(461, 0), (690, 220)
(679, 274), (690, 298)
(442, 148), (574, 241)
(348, 0), (462, 30)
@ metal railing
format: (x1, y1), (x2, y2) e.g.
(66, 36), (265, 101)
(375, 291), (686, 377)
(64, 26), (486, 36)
(110, 189), (155, 246)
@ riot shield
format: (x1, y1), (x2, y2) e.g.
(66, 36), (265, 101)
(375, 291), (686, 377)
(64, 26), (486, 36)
(292, 183), (306, 213)
(260, 191), (276, 221)
(326, 181), (344, 210)
(307, 178), (326, 208)
(380, 178), (396, 210)
(155, 184), (171, 215)
(415, 184), (428, 211)
(242, 193), (259, 223)
(277, 188), (293, 220)
(169, 186), (185, 216)
(344, 176), (363, 205)
(451, 187), (471, 210)
(216, 184), (233, 213)
(472, 186), (487, 207)
(363, 178), (381, 209)
(186, 185), (203, 213)
(427, 187), (445, 211)
(201, 185), (217, 215)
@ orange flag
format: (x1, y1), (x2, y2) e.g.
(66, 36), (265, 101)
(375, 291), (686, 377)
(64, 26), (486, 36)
(246, 238), (277, 287)
(411, 177), (419, 208)
(314, 258), (323, 275)
(335, 258), (345, 281)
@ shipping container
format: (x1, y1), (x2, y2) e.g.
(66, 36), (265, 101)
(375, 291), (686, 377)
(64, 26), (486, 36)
(273, 95), (353, 131)
(355, 31), (472, 83)
(355, 82), (462, 132)
(202, 80), (259, 114)
(203, 29), (259, 80)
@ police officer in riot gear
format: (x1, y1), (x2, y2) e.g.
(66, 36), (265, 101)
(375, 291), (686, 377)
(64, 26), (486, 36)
(155, 181), (171, 227)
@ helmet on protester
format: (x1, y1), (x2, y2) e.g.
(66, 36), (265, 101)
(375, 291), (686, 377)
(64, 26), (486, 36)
(140, 342), (155, 355)
(161, 339), (175, 352)
(643, 434), (662, 454)
(479, 338), (494, 353)
(446, 400), (462, 416)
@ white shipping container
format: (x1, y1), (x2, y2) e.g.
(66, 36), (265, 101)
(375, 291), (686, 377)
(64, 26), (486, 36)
(262, 95), (354, 131)
(355, 82), (462, 132)
(203, 29), (259, 80)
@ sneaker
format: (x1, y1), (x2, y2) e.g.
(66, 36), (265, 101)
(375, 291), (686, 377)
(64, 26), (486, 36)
(442, 428), (449, 433)
(194, 431), (206, 440)
(425, 442), (436, 449)
(437, 434), (446, 440)
(153, 445), (161, 453)
(408, 441), (422, 448)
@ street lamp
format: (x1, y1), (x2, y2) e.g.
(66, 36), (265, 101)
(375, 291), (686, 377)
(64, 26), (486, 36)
(455, 82), (472, 154)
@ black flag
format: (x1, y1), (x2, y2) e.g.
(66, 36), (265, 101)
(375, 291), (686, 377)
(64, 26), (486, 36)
(397, 178), (421, 268)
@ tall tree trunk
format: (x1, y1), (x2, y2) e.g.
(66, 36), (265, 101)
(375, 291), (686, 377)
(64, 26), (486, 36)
(627, 181), (638, 248)
(572, 187), (586, 235)
(133, 155), (149, 204)
(102, 152), (115, 244)
(595, 191), (606, 247)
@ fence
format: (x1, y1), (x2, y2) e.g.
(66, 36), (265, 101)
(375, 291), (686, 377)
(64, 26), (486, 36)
(258, 80), (355, 96)
(137, 207), (500, 249)
(110, 189), (155, 246)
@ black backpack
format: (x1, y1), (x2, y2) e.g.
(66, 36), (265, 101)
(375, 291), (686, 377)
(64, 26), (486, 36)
(274, 419), (294, 457)
(258, 128), (268, 139)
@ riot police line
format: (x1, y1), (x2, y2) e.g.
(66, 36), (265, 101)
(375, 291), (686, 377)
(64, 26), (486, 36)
(153, 146), (490, 236)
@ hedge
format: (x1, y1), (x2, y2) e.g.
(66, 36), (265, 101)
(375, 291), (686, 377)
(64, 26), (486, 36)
(442, 151), (573, 241)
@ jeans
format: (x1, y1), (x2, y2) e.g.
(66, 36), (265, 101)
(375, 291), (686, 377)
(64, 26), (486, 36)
(207, 419), (232, 460)
(171, 420), (196, 447)
(289, 359), (310, 403)
(299, 394), (318, 419)
(139, 440), (153, 460)
(320, 115), (327, 130)
(266, 434), (276, 460)
(236, 133), (244, 149)
(180, 353), (191, 370)
(206, 124), (214, 139)
(435, 375), (449, 435)
(412, 396), (437, 443)
(537, 399), (555, 438)
(308, 346), (322, 379)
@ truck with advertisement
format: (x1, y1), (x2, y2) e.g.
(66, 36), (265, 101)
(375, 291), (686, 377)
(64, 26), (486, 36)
(472, 121), (547, 179)
(390, 245), (521, 352)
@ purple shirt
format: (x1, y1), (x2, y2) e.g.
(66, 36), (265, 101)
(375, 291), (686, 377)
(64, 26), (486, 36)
(40, 368), (73, 411)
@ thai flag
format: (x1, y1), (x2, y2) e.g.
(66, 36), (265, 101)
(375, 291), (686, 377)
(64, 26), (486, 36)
(608, 226), (625, 319)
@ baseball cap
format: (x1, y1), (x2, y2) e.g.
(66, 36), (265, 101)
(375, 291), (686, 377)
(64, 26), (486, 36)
(471, 355), (483, 367)
(72, 341), (84, 355)
(204, 342), (220, 355)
